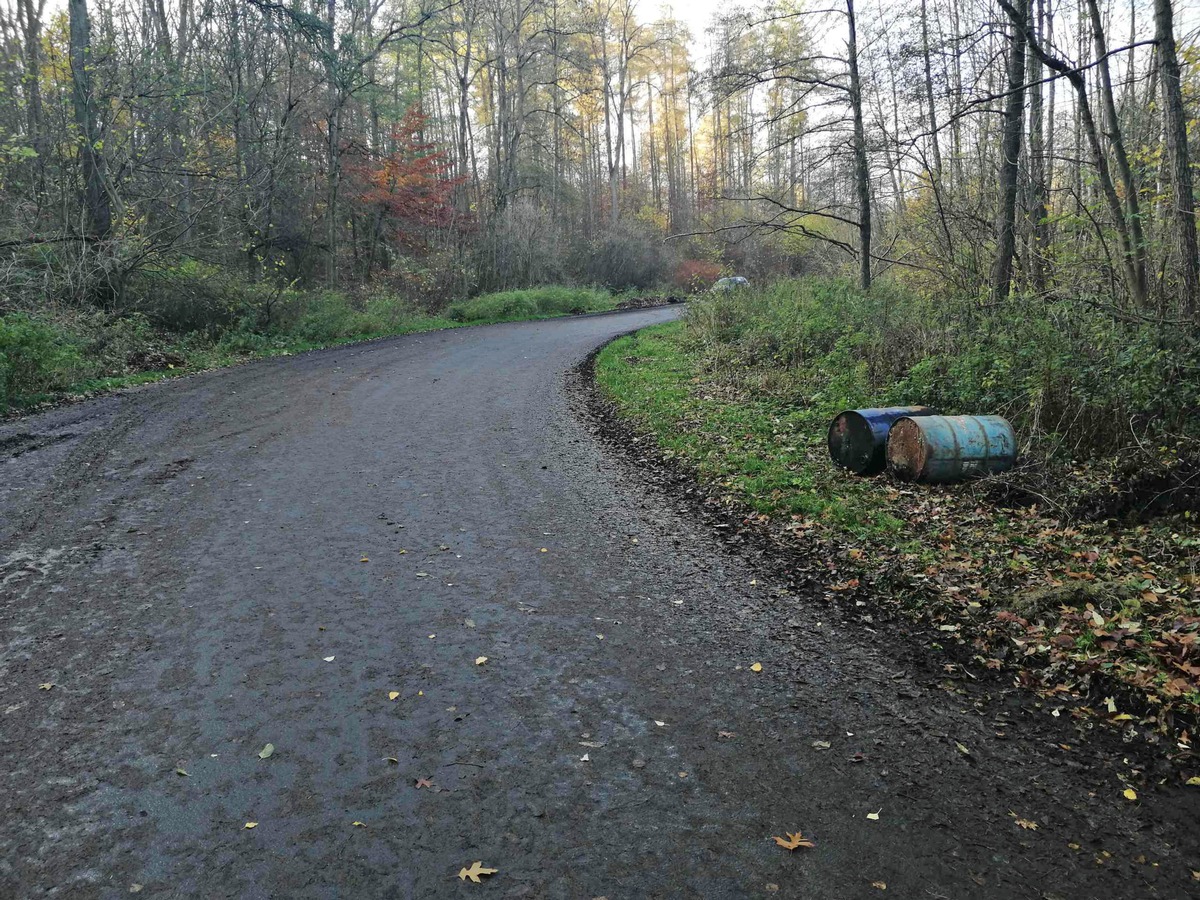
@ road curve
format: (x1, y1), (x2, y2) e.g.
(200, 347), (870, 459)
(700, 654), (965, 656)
(1, 308), (1196, 898)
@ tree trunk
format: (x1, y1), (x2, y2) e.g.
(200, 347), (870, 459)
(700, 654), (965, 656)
(1085, 0), (1147, 303)
(1001, 0), (1145, 306)
(68, 0), (114, 240)
(1026, 0), (1048, 294)
(991, 0), (1027, 301)
(919, 0), (943, 179)
(1153, 0), (1199, 313)
(18, 0), (46, 191)
(325, 0), (341, 287)
(846, 0), (872, 291)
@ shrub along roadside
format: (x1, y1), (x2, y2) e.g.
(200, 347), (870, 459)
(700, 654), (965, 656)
(595, 285), (1200, 753)
(445, 286), (613, 322)
(1, 286), (617, 414)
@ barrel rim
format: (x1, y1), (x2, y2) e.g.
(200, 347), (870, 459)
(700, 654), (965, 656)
(887, 415), (928, 480)
(827, 409), (874, 473)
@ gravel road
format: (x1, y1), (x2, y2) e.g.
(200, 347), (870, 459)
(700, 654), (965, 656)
(2, 307), (1197, 898)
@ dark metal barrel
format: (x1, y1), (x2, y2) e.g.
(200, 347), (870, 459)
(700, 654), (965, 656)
(887, 415), (1017, 483)
(827, 406), (937, 475)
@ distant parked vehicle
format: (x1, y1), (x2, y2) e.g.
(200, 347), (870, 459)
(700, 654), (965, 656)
(711, 276), (749, 292)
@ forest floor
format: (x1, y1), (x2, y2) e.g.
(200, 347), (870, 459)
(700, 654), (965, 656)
(3, 307), (1200, 898)
(594, 321), (1200, 762)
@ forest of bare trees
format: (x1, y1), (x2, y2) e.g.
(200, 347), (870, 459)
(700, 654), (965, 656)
(0, 0), (1196, 322)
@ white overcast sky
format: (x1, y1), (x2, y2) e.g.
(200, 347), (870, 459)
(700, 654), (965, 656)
(655, 0), (726, 42)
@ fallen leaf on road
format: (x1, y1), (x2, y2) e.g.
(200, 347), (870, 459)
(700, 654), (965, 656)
(175, 768), (190, 777)
(38, 683), (53, 690)
(323, 656), (335, 662)
(1123, 788), (1138, 801)
(386, 690), (401, 701)
(416, 572), (429, 578)
(773, 831), (815, 850)
(360, 556), (369, 563)
(718, 731), (736, 739)
(464, 619), (475, 628)
(1016, 819), (1038, 830)
(955, 742), (971, 757)
(352, 821), (366, 827)
(1186, 777), (1200, 786)
(750, 663), (763, 673)
(415, 777), (434, 788)
(258, 743), (274, 759)
(867, 809), (881, 821)
(654, 720), (666, 727)
(458, 862), (498, 883)
(475, 656), (488, 665)
(580, 753), (590, 762)
(244, 822), (258, 829)
(540, 548), (548, 553)
(812, 741), (831, 751)
(871, 882), (886, 890)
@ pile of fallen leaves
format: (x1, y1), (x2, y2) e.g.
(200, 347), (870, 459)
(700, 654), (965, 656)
(754, 451), (1199, 753)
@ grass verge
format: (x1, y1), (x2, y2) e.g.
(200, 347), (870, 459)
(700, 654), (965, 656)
(595, 287), (1200, 756)
(2, 287), (620, 414)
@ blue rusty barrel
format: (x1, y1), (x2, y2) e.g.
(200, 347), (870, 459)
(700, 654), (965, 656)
(886, 415), (1017, 483)
(827, 406), (937, 475)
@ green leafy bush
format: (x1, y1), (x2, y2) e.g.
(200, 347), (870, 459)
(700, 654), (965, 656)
(0, 314), (83, 407)
(685, 278), (1200, 457)
(0, 277), (616, 411)
(576, 224), (665, 290)
(445, 287), (612, 322)
(293, 291), (439, 343)
(125, 261), (268, 334)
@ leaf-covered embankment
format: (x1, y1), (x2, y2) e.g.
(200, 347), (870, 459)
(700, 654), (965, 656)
(594, 280), (1200, 758)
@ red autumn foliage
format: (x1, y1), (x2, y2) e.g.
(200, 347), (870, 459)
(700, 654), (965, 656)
(673, 259), (723, 293)
(344, 106), (463, 251)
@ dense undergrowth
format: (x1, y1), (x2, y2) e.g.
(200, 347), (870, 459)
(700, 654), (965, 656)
(445, 286), (613, 322)
(596, 278), (1200, 753)
(0, 285), (618, 412)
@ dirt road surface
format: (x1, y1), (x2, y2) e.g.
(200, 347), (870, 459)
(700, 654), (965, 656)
(2, 308), (1197, 898)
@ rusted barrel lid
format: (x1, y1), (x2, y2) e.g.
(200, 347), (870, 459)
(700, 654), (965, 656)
(828, 406), (937, 475)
